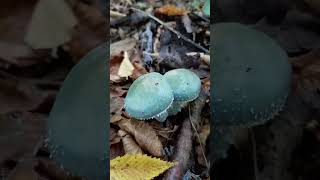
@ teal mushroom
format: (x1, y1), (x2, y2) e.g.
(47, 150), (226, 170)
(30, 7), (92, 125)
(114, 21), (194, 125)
(212, 22), (291, 127)
(47, 43), (108, 179)
(211, 23), (291, 160)
(164, 68), (201, 115)
(124, 72), (174, 122)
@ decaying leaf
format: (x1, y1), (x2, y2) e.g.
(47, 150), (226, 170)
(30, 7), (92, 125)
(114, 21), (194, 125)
(110, 54), (124, 83)
(155, 4), (188, 16)
(64, 1), (107, 63)
(118, 129), (143, 154)
(110, 127), (121, 145)
(111, 38), (137, 56)
(291, 49), (320, 110)
(118, 51), (135, 78)
(110, 154), (176, 180)
(117, 119), (163, 157)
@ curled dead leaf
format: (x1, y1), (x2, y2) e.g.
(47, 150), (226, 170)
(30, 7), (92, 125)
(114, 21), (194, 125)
(291, 50), (320, 110)
(110, 127), (121, 145)
(117, 119), (163, 157)
(155, 4), (188, 16)
(118, 129), (143, 154)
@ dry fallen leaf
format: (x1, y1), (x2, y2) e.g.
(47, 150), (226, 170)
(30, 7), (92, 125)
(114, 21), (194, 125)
(65, 1), (107, 63)
(117, 119), (163, 157)
(291, 49), (320, 110)
(118, 129), (143, 154)
(25, 0), (77, 49)
(110, 38), (137, 56)
(110, 127), (121, 145)
(155, 4), (188, 16)
(110, 154), (175, 180)
(110, 54), (124, 83)
(118, 51), (135, 78)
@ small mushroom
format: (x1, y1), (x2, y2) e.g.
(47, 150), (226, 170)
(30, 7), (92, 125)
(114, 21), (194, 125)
(124, 72), (174, 122)
(212, 22), (292, 127)
(211, 23), (292, 160)
(163, 68), (201, 115)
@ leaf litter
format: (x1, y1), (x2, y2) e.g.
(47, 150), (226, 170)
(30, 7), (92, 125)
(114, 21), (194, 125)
(110, 1), (211, 179)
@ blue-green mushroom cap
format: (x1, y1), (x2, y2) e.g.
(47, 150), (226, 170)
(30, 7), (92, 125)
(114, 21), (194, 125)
(47, 43), (108, 179)
(124, 72), (174, 120)
(212, 23), (291, 127)
(164, 68), (201, 102)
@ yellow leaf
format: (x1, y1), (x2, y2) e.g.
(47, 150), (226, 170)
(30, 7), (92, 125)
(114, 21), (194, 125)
(110, 154), (176, 180)
(117, 51), (135, 78)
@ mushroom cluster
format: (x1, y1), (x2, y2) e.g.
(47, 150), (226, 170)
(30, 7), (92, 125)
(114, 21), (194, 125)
(124, 68), (201, 122)
(211, 23), (292, 159)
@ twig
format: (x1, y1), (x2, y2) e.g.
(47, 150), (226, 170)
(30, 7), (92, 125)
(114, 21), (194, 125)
(189, 105), (210, 169)
(163, 117), (192, 180)
(131, 7), (209, 54)
(110, 10), (126, 17)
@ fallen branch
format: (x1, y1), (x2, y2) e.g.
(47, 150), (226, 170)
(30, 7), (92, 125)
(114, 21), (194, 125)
(131, 8), (209, 54)
(164, 90), (208, 179)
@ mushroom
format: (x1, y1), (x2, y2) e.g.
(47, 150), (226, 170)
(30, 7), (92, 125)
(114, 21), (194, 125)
(164, 68), (201, 115)
(47, 43), (108, 179)
(212, 22), (291, 127)
(124, 72), (174, 122)
(211, 23), (292, 159)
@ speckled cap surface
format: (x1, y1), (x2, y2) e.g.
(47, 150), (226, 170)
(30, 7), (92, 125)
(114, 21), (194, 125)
(124, 72), (174, 120)
(164, 68), (201, 102)
(212, 23), (292, 127)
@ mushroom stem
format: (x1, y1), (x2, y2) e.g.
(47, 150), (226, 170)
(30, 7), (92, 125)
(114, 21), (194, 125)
(167, 101), (188, 116)
(154, 110), (169, 122)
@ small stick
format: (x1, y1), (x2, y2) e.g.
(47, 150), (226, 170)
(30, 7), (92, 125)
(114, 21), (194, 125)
(131, 7), (209, 54)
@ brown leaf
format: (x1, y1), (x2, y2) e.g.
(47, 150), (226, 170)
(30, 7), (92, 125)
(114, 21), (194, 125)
(110, 142), (125, 160)
(291, 49), (320, 109)
(202, 77), (210, 95)
(110, 127), (121, 145)
(155, 5), (188, 16)
(0, 1), (49, 68)
(110, 38), (137, 57)
(151, 121), (179, 140)
(130, 51), (147, 80)
(117, 119), (163, 157)
(64, 1), (107, 63)
(110, 96), (124, 117)
(110, 54), (124, 83)
(118, 129), (143, 155)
